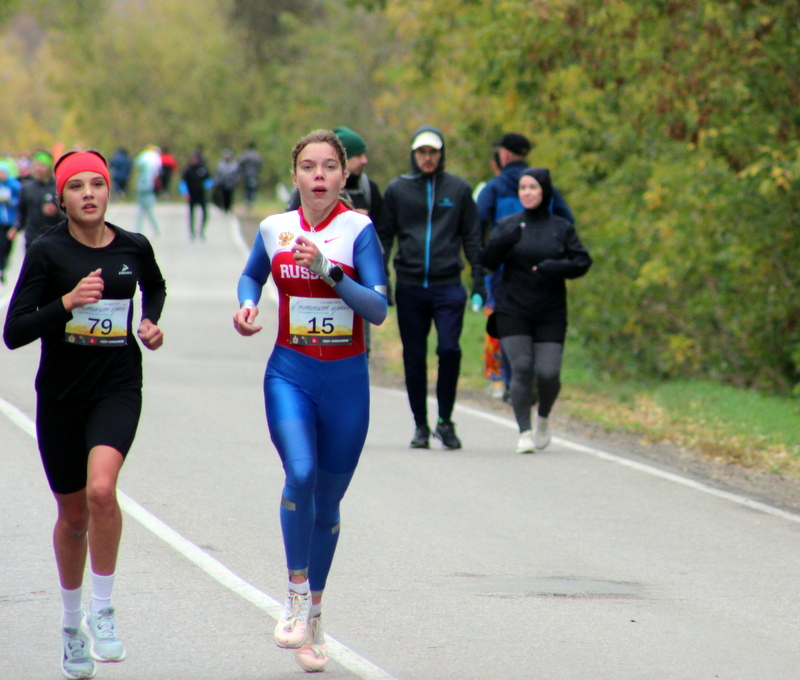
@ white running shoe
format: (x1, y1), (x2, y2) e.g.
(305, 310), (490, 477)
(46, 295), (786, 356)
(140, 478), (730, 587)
(516, 430), (535, 453)
(295, 614), (328, 672)
(534, 415), (551, 450)
(274, 589), (312, 648)
(83, 607), (126, 662)
(61, 626), (96, 679)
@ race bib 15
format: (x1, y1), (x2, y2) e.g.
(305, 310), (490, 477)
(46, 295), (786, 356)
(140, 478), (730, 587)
(289, 297), (353, 346)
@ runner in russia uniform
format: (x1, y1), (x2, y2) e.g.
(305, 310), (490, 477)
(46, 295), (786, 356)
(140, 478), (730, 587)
(235, 130), (387, 673)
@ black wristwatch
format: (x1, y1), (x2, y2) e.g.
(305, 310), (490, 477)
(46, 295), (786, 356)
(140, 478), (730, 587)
(328, 265), (344, 284)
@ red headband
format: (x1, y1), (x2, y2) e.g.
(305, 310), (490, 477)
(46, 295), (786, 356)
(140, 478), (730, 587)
(55, 152), (110, 197)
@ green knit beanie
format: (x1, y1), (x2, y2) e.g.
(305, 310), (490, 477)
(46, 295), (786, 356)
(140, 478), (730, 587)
(334, 127), (367, 159)
(32, 150), (53, 166)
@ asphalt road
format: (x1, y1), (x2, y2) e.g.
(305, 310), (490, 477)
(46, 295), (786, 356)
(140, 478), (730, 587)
(2, 203), (799, 680)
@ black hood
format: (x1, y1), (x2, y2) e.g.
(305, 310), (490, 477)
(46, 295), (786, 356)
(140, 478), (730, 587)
(521, 167), (553, 218)
(409, 125), (446, 175)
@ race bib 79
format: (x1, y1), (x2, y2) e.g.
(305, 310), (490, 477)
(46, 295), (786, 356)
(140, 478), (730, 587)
(65, 299), (131, 347)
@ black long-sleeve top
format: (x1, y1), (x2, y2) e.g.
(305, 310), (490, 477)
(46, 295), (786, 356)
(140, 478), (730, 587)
(481, 208), (592, 319)
(4, 221), (166, 400)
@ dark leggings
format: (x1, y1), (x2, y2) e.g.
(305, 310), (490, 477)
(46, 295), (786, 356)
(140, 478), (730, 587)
(188, 197), (207, 238)
(500, 336), (563, 432)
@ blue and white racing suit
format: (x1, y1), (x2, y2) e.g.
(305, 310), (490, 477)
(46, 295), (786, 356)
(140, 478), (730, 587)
(238, 202), (387, 592)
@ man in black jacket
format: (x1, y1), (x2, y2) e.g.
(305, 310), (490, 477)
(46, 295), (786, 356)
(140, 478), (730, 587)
(383, 126), (486, 450)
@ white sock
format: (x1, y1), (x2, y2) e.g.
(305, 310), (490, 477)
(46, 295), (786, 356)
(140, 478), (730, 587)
(288, 579), (310, 595)
(90, 572), (115, 613)
(309, 602), (322, 618)
(60, 586), (83, 629)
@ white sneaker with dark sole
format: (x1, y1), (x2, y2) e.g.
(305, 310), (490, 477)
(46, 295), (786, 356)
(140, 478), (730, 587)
(516, 430), (535, 453)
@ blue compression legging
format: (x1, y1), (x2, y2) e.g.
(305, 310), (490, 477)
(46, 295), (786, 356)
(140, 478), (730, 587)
(264, 345), (370, 593)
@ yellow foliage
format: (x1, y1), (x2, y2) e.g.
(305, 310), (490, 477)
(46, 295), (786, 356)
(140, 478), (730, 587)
(636, 259), (671, 289)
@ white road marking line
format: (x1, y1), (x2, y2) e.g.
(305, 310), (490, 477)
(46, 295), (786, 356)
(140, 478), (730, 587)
(0, 395), (399, 680)
(451, 399), (800, 525)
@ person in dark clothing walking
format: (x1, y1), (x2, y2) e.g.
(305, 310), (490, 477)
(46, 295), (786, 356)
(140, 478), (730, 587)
(8, 151), (65, 250)
(108, 148), (133, 199)
(179, 150), (211, 241)
(477, 133), (576, 401)
(213, 150), (239, 213)
(238, 142), (263, 209)
(481, 168), (591, 453)
(382, 126), (486, 450)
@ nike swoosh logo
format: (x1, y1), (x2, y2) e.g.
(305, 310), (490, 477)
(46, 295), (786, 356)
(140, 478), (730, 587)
(324, 236), (341, 243)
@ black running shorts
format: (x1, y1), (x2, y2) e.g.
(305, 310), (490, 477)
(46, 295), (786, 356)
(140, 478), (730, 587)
(35, 390), (142, 494)
(495, 311), (567, 344)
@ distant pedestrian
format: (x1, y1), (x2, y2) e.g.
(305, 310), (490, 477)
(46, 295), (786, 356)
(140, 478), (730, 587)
(8, 150), (65, 251)
(481, 168), (591, 453)
(157, 147), (179, 197)
(382, 126), (486, 450)
(238, 142), (262, 209)
(108, 148), (133, 199)
(134, 145), (161, 236)
(179, 150), (211, 241)
(0, 163), (21, 284)
(213, 149), (239, 212)
(4, 150), (166, 680)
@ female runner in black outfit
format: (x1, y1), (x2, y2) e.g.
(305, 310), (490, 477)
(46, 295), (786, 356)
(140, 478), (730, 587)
(3, 150), (166, 679)
(481, 168), (591, 453)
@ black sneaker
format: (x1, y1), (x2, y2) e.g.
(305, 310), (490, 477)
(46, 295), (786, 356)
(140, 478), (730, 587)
(410, 426), (430, 449)
(433, 420), (462, 449)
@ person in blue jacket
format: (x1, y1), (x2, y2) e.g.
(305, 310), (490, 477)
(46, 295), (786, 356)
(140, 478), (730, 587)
(0, 162), (21, 284)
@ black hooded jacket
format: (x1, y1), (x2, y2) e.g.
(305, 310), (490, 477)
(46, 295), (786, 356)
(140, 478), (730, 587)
(382, 125), (484, 289)
(481, 168), (592, 318)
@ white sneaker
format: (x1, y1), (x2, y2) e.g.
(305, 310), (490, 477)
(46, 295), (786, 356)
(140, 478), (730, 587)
(534, 416), (551, 450)
(516, 430), (535, 453)
(83, 607), (126, 662)
(61, 626), (96, 679)
(295, 614), (328, 672)
(274, 589), (311, 648)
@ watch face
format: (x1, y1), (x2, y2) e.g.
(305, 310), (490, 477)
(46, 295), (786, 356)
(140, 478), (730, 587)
(330, 265), (344, 282)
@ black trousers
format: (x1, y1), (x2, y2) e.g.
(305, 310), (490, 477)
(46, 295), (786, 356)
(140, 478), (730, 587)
(395, 282), (466, 427)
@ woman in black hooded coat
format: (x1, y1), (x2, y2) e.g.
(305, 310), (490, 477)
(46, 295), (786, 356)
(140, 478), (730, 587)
(481, 168), (592, 453)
